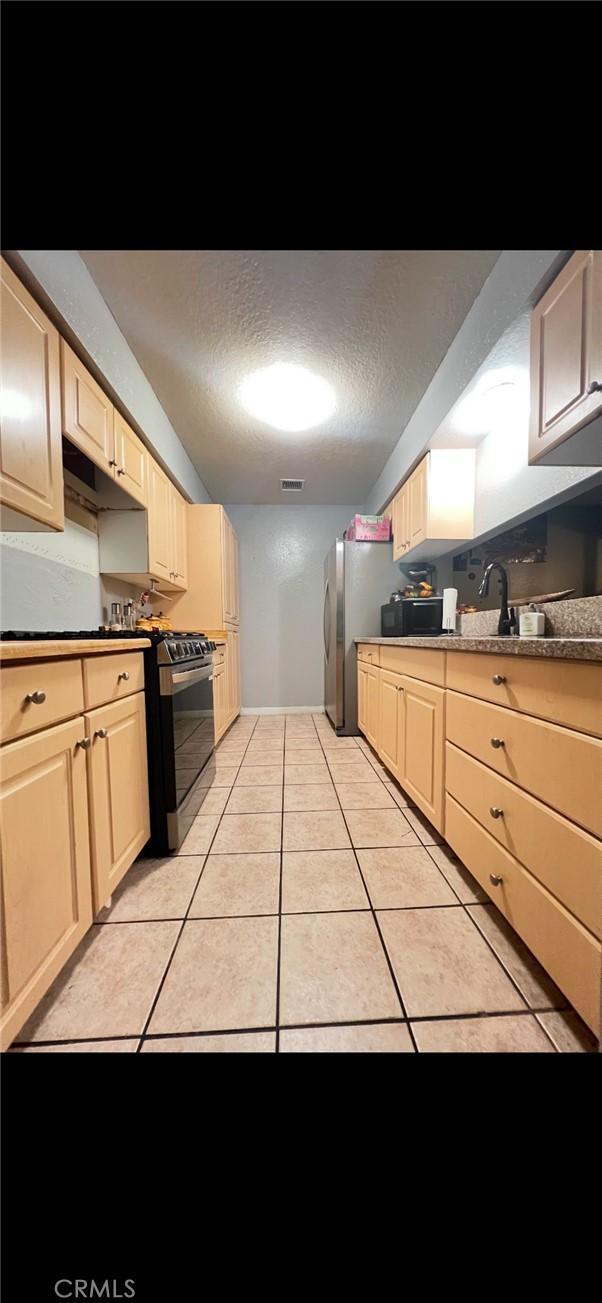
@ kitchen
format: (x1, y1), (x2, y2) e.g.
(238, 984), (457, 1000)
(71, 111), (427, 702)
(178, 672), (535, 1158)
(1, 248), (601, 1054)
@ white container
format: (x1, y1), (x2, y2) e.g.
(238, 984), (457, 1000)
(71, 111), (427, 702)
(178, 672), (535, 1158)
(442, 587), (458, 633)
(519, 605), (545, 637)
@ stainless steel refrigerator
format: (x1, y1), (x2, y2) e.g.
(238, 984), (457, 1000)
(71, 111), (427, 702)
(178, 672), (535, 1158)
(323, 539), (401, 734)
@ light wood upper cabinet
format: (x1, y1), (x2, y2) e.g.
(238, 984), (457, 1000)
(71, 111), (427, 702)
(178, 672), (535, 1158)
(389, 450), (475, 562)
(114, 411), (147, 506)
(170, 486), (188, 590)
(529, 250), (602, 464)
(85, 692), (150, 913)
(0, 258), (64, 531)
(0, 717), (93, 1050)
(165, 505), (240, 631)
(146, 457), (173, 584)
(61, 339), (115, 475)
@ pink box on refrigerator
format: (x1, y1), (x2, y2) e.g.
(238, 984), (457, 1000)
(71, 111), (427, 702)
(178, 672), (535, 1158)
(344, 514), (391, 542)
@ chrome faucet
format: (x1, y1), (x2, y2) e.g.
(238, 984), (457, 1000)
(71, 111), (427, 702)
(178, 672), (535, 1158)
(477, 561), (514, 636)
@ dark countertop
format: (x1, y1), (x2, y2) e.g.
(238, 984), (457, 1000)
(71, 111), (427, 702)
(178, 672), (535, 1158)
(355, 635), (602, 663)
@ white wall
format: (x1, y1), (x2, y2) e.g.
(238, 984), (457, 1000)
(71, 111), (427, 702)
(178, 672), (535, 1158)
(0, 521), (134, 631)
(226, 505), (357, 709)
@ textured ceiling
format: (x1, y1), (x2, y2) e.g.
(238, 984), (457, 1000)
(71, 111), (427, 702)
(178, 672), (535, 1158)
(79, 250), (500, 504)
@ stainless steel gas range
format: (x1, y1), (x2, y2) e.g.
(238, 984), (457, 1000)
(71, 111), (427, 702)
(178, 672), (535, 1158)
(146, 633), (217, 853)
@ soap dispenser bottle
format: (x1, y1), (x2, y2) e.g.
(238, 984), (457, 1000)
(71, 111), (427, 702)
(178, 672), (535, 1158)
(519, 603), (545, 637)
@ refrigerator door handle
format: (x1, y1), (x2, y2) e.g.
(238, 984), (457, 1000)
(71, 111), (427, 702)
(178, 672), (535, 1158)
(323, 580), (331, 659)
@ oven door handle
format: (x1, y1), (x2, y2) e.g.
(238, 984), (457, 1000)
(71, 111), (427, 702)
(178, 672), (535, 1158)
(171, 665), (213, 686)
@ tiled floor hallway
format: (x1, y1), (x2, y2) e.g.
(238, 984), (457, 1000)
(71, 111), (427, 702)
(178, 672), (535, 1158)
(12, 713), (597, 1053)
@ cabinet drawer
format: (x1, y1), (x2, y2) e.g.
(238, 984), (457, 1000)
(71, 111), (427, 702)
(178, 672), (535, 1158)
(447, 650), (601, 737)
(446, 742), (602, 938)
(1, 659), (84, 743)
(379, 644), (445, 686)
(83, 652), (144, 710)
(445, 794), (601, 1035)
(357, 644), (380, 665)
(446, 690), (602, 838)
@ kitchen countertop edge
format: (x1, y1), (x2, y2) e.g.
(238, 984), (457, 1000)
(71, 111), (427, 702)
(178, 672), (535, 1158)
(355, 635), (602, 662)
(0, 638), (152, 662)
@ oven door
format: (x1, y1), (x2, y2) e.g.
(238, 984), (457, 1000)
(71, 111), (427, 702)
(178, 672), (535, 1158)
(160, 661), (215, 827)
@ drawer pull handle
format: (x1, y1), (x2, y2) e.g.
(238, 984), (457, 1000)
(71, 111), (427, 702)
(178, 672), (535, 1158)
(492, 674), (506, 685)
(490, 737), (505, 749)
(94, 728), (108, 739)
(77, 737), (92, 750)
(490, 806), (504, 819)
(489, 873), (503, 886)
(25, 690), (46, 705)
(117, 467), (126, 476)
(118, 671), (130, 681)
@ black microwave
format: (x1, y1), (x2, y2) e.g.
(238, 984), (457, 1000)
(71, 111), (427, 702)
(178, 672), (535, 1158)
(381, 596), (443, 637)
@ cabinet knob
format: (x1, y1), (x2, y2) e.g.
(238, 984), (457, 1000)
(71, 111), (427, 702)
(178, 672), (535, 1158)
(118, 671), (130, 681)
(109, 458), (118, 467)
(489, 806), (503, 819)
(489, 873), (503, 886)
(77, 737), (92, 750)
(490, 737), (505, 749)
(117, 467), (125, 476)
(94, 728), (108, 739)
(25, 690), (46, 704)
(492, 674), (506, 685)
(587, 380), (602, 395)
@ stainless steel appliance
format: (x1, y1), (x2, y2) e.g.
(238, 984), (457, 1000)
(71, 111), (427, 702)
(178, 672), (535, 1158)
(380, 596), (443, 637)
(0, 628), (217, 854)
(147, 634), (216, 852)
(323, 539), (401, 734)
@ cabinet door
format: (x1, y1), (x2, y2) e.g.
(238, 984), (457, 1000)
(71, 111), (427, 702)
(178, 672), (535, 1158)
(408, 456), (428, 551)
(147, 457), (173, 583)
(392, 484), (409, 561)
(357, 664), (368, 735)
(0, 259), (64, 531)
(230, 631), (241, 717)
(529, 250), (602, 463)
(399, 675), (445, 831)
(379, 669), (403, 779)
(231, 530), (240, 625)
(85, 692), (150, 912)
(221, 512), (235, 624)
(114, 411), (147, 506)
(170, 487), (188, 590)
(61, 339), (115, 475)
(213, 668), (226, 742)
(365, 666), (380, 751)
(0, 717), (92, 1049)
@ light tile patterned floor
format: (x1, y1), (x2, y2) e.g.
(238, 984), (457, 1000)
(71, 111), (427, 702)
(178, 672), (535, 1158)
(12, 714), (599, 1054)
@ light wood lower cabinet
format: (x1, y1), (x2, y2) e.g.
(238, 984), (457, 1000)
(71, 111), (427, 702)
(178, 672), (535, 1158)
(360, 660), (445, 831)
(0, 718), (93, 1050)
(445, 794), (601, 1036)
(214, 635), (241, 743)
(398, 675), (445, 831)
(85, 693), (150, 913)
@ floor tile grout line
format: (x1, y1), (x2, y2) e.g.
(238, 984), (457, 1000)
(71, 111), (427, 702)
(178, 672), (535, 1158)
(316, 721), (419, 1050)
(95, 900), (508, 928)
(352, 729), (563, 1043)
(13, 1003), (576, 1051)
(133, 715), (262, 1052)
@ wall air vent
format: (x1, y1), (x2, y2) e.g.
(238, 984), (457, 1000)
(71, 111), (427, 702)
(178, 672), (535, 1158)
(280, 478), (305, 492)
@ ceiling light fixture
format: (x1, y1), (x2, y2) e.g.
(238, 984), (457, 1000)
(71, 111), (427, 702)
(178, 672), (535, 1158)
(238, 363), (336, 432)
(451, 367), (529, 438)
